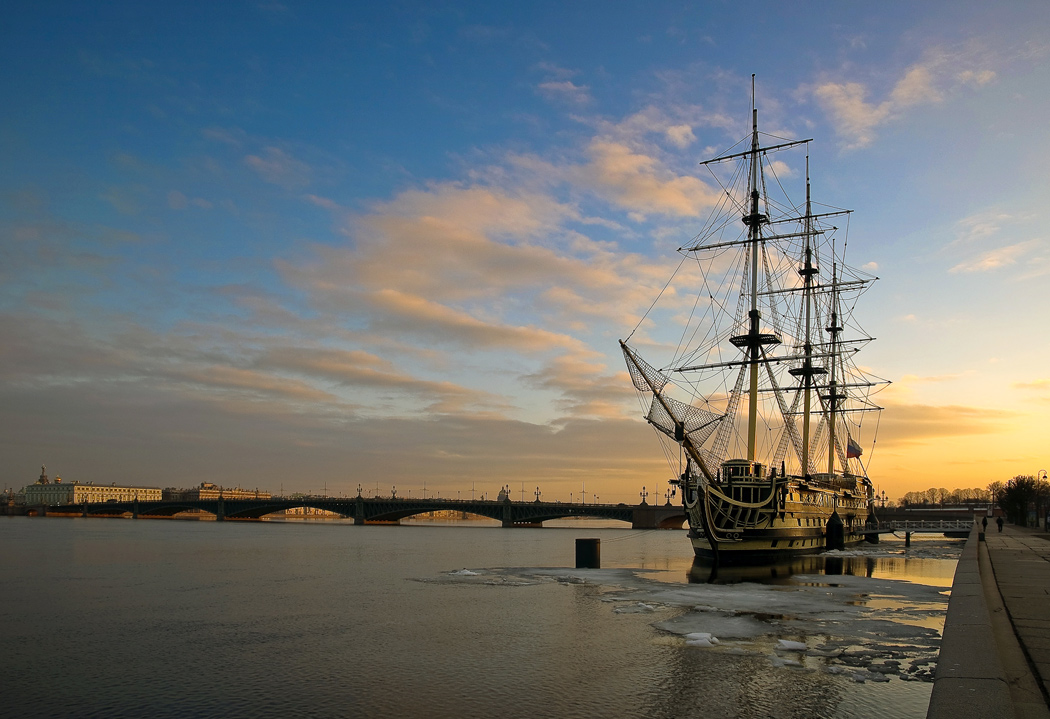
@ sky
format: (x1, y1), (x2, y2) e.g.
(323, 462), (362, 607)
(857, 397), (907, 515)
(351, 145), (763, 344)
(2, 1), (1049, 503)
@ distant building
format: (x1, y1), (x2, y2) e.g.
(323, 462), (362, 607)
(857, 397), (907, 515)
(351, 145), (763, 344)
(21, 466), (162, 505)
(164, 482), (271, 501)
(281, 506), (341, 518)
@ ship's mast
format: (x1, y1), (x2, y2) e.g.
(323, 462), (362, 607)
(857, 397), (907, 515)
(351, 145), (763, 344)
(801, 159), (815, 476)
(744, 76), (765, 462)
(826, 254), (843, 475)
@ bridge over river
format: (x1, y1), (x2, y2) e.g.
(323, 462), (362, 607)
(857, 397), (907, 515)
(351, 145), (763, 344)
(35, 496), (689, 529)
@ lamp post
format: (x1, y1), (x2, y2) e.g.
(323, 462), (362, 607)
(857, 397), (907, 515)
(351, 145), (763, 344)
(1038, 470), (1048, 529)
(391, 485), (397, 499)
(535, 487), (541, 503)
(357, 484), (362, 497)
(640, 486), (648, 505)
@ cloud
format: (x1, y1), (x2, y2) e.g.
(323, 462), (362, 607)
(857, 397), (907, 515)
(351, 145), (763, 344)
(811, 82), (893, 150)
(577, 139), (721, 217)
(259, 346), (506, 414)
(510, 106), (725, 218)
(957, 69), (996, 86)
(875, 401), (1016, 447)
(534, 62), (577, 81)
(811, 44), (999, 148)
(524, 351), (637, 420)
(167, 190), (212, 210)
(176, 365), (336, 403)
(285, 179), (681, 334)
(99, 186), (145, 215)
(940, 209), (1048, 277)
(367, 288), (582, 352)
(202, 126), (247, 147)
(537, 80), (592, 105)
(951, 210), (1016, 246)
(664, 124), (696, 149)
(1013, 379), (1050, 390)
(244, 147), (312, 188)
(949, 240), (1036, 273)
(1012, 379), (1050, 403)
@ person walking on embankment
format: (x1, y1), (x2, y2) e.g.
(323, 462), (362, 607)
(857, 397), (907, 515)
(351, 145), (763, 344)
(997, 516), (1004, 532)
(982, 516), (988, 532)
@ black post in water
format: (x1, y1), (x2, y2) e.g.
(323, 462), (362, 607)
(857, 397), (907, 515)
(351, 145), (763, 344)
(575, 538), (600, 568)
(825, 511), (845, 551)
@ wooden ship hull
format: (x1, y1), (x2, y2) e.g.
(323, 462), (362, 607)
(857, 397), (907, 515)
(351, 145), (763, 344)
(684, 470), (873, 563)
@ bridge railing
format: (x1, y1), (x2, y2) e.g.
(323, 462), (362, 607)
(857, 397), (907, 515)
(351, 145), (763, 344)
(881, 519), (974, 531)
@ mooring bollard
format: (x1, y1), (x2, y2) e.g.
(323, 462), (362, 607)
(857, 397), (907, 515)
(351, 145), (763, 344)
(575, 538), (600, 568)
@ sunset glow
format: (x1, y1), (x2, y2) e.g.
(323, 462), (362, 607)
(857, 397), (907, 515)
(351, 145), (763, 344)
(3, 2), (1049, 501)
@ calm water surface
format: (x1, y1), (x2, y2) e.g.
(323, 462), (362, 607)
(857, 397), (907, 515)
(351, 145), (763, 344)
(0, 517), (961, 718)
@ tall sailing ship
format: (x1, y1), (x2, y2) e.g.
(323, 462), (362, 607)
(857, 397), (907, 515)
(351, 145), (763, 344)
(621, 81), (888, 564)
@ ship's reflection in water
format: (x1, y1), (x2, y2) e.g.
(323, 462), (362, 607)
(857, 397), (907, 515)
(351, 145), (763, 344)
(688, 536), (961, 588)
(690, 554), (879, 585)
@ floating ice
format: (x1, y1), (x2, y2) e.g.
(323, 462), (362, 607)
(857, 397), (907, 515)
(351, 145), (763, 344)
(435, 545), (955, 686)
(449, 569), (479, 576)
(684, 632), (720, 647)
(614, 602), (661, 614)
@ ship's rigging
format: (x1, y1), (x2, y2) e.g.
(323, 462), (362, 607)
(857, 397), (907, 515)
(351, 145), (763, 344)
(622, 81), (889, 488)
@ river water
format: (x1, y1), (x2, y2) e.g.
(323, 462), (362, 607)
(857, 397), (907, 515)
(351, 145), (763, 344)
(0, 516), (961, 719)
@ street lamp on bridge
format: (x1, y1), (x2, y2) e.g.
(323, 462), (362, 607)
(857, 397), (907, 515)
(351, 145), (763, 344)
(640, 486), (648, 505)
(535, 487), (541, 503)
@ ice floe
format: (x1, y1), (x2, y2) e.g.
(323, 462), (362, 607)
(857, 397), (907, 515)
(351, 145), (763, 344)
(437, 558), (953, 685)
(683, 632), (720, 647)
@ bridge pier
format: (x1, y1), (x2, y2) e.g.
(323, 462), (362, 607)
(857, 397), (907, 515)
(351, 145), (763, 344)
(132, 500), (139, 519)
(905, 531), (911, 547)
(502, 501), (513, 528)
(354, 496), (365, 525)
(215, 498), (225, 522)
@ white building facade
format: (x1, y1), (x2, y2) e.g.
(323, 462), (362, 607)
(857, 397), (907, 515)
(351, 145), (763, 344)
(21, 467), (161, 505)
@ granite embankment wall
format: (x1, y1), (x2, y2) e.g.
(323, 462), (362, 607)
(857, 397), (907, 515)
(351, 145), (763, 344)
(928, 526), (1049, 719)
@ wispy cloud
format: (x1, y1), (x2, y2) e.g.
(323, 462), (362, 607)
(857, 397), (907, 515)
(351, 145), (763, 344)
(244, 147), (312, 188)
(1012, 378), (1050, 403)
(949, 239), (1036, 273)
(943, 209), (1047, 275)
(537, 80), (592, 106)
(811, 44), (999, 149)
(875, 401), (1015, 447)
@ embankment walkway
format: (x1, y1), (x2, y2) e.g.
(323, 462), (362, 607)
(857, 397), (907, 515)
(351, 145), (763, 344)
(928, 524), (1050, 719)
